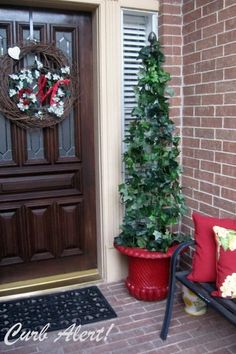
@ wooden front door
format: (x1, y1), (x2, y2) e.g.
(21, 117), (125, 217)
(0, 7), (97, 284)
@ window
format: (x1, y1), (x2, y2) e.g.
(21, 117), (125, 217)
(122, 10), (157, 141)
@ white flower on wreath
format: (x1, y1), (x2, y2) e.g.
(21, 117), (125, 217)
(9, 74), (19, 80)
(19, 70), (33, 84)
(57, 88), (65, 97)
(53, 96), (60, 103)
(19, 73), (26, 80)
(9, 89), (17, 97)
(61, 66), (70, 75)
(53, 74), (60, 81)
(35, 110), (43, 120)
(35, 56), (43, 69)
(16, 82), (24, 90)
(17, 100), (29, 111)
(48, 101), (64, 117)
(29, 93), (37, 103)
(34, 70), (40, 79)
(45, 72), (52, 80)
(220, 273), (236, 298)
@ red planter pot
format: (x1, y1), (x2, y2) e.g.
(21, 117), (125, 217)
(114, 243), (178, 301)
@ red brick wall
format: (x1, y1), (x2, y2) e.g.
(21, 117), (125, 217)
(158, 0), (183, 130)
(181, 0), (236, 235)
(159, 0), (236, 238)
(158, 0), (183, 237)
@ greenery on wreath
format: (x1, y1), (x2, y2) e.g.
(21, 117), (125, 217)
(115, 33), (187, 252)
(8, 57), (71, 119)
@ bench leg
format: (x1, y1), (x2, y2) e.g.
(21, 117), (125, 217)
(160, 279), (176, 340)
(160, 241), (194, 340)
(160, 274), (177, 340)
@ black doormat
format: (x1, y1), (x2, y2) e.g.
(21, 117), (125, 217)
(0, 286), (117, 342)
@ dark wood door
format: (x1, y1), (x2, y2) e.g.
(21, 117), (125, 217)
(0, 7), (97, 284)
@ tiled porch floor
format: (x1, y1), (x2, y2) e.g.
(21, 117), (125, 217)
(0, 281), (236, 354)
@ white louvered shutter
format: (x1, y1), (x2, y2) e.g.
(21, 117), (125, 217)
(122, 12), (157, 140)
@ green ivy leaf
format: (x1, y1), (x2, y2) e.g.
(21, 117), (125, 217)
(116, 34), (187, 253)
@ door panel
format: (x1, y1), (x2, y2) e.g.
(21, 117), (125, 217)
(26, 202), (55, 262)
(57, 198), (84, 257)
(0, 206), (25, 266)
(0, 7), (97, 284)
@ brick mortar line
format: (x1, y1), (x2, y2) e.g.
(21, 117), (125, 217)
(183, 26), (225, 39)
(183, 102), (236, 106)
(184, 50), (236, 57)
(184, 94), (236, 99)
(184, 95), (235, 99)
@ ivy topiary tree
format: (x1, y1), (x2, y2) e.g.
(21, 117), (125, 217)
(115, 32), (186, 252)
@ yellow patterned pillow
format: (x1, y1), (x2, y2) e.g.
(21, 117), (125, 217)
(212, 226), (236, 298)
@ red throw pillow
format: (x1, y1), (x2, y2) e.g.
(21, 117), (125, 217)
(211, 226), (236, 298)
(187, 212), (236, 282)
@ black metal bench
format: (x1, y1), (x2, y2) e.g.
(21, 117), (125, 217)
(160, 240), (236, 340)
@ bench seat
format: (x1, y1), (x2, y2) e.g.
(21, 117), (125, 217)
(160, 241), (236, 340)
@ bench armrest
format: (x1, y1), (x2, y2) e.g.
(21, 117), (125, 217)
(170, 240), (195, 276)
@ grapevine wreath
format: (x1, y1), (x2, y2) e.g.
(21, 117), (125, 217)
(0, 42), (77, 129)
